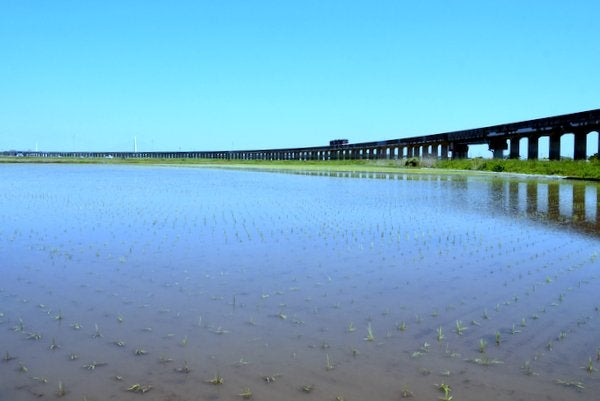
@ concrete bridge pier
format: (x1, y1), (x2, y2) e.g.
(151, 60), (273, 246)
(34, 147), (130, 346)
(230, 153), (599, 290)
(549, 133), (561, 160)
(440, 143), (449, 160)
(450, 143), (468, 159)
(527, 134), (540, 160)
(574, 129), (587, 160)
(509, 137), (520, 159)
(488, 138), (508, 159)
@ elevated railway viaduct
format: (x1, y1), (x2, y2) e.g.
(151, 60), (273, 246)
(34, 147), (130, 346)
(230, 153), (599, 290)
(7, 109), (600, 161)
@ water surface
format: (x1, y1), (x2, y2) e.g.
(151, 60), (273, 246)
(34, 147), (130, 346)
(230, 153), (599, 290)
(1, 164), (599, 401)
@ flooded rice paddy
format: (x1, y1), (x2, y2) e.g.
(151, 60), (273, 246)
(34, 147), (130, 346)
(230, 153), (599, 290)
(1, 164), (600, 401)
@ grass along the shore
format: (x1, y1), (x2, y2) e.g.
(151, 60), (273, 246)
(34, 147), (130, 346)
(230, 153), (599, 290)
(433, 158), (600, 180)
(2, 156), (600, 180)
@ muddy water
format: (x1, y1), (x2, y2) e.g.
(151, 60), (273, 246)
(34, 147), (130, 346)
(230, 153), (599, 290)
(1, 164), (599, 401)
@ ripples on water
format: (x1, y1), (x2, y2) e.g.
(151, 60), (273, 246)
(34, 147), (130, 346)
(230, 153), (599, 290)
(1, 164), (599, 401)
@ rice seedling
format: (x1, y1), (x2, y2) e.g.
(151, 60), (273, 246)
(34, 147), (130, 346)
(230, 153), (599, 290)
(364, 322), (375, 341)
(18, 362), (28, 373)
(454, 320), (467, 335)
(26, 332), (42, 340)
(582, 357), (596, 374)
(521, 360), (538, 376)
(82, 361), (107, 370)
(510, 324), (521, 335)
(495, 331), (501, 345)
(261, 373), (281, 383)
(479, 339), (487, 353)
(234, 357), (250, 367)
(158, 356), (174, 364)
(70, 322), (83, 330)
(174, 360), (191, 374)
(466, 356), (504, 366)
(346, 322), (356, 332)
(92, 323), (102, 338)
(238, 388), (253, 398)
(31, 376), (48, 383)
(411, 351), (424, 359)
(113, 340), (126, 347)
(208, 371), (224, 384)
(435, 382), (452, 401)
(68, 352), (79, 361)
(436, 326), (444, 342)
(301, 384), (314, 393)
(400, 384), (414, 398)
(12, 319), (25, 332)
(553, 379), (584, 392)
(3, 351), (16, 362)
(133, 348), (148, 356)
(127, 383), (153, 393)
(56, 381), (67, 397)
(397, 321), (407, 332)
(212, 326), (229, 335)
(325, 353), (334, 370)
(49, 337), (60, 351)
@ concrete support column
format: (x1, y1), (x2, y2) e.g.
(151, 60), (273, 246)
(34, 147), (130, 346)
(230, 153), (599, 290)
(488, 138), (507, 159)
(549, 134), (561, 160)
(451, 143), (468, 159)
(527, 135), (540, 160)
(440, 143), (449, 160)
(509, 137), (520, 159)
(573, 130), (587, 160)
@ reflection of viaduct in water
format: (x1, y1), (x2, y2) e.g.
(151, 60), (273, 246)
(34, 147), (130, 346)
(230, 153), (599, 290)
(489, 179), (599, 235)
(6, 108), (600, 160)
(287, 170), (600, 236)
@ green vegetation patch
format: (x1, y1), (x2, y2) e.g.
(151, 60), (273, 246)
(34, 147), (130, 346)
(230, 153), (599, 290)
(3, 156), (600, 180)
(433, 159), (600, 180)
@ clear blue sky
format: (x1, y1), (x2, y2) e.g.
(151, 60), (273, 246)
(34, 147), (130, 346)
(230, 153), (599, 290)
(1, 0), (599, 153)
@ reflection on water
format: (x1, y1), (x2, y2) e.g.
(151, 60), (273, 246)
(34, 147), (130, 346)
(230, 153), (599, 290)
(1, 164), (599, 401)
(287, 169), (600, 237)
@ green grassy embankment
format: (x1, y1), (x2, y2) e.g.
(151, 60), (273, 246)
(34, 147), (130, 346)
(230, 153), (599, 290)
(432, 158), (600, 180)
(2, 156), (600, 180)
